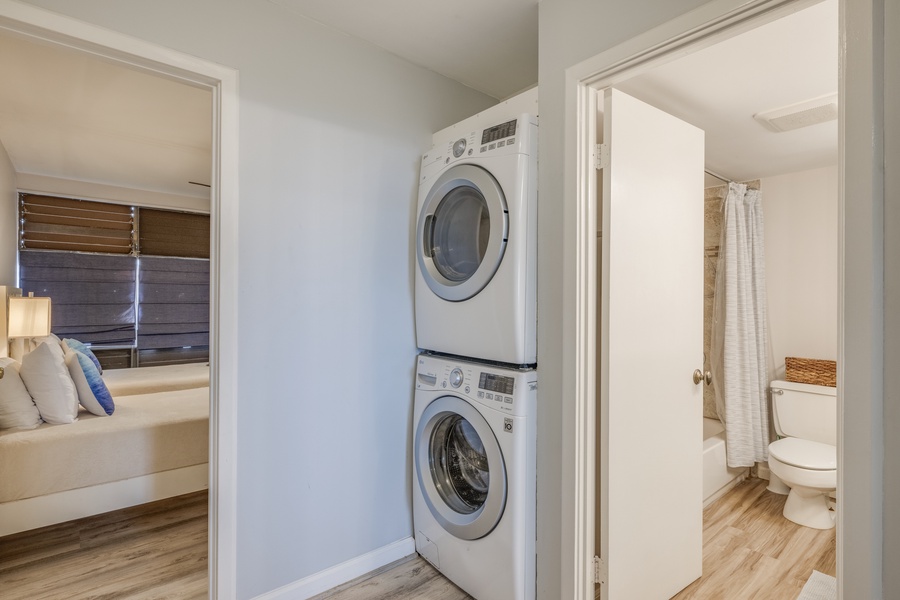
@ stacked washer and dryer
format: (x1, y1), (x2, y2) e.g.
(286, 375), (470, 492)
(412, 88), (538, 600)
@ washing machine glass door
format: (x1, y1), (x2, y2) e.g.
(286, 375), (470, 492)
(417, 164), (508, 302)
(415, 395), (507, 540)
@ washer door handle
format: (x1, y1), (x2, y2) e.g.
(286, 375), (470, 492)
(423, 214), (434, 258)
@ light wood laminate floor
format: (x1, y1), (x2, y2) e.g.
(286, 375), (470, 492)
(319, 478), (834, 599)
(0, 491), (208, 600)
(0, 478), (833, 599)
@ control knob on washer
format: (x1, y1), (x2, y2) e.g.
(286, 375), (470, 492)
(449, 368), (464, 388)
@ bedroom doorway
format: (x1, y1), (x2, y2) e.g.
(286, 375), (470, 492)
(0, 2), (238, 597)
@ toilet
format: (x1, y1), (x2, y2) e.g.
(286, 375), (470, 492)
(767, 379), (837, 529)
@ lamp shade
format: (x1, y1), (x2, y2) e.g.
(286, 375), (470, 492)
(7, 296), (51, 338)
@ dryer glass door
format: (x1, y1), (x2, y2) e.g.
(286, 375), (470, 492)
(415, 395), (507, 540)
(418, 164), (508, 302)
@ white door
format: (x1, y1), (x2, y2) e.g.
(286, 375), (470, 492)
(599, 88), (704, 599)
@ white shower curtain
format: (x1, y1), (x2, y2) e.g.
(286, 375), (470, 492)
(710, 182), (771, 468)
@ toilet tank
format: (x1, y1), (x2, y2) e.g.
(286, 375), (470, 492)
(770, 380), (836, 445)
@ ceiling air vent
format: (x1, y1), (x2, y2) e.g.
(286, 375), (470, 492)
(753, 93), (838, 132)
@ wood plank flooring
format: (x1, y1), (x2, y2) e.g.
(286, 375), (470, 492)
(0, 491), (208, 600)
(320, 478), (834, 599)
(0, 479), (833, 599)
(672, 477), (835, 599)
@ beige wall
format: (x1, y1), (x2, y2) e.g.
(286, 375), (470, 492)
(762, 165), (838, 375)
(0, 138), (16, 284)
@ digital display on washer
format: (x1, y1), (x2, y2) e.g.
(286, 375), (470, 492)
(481, 119), (518, 145)
(478, 372), (515, 395)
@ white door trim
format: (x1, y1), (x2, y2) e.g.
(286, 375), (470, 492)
(0, 3), (239, 597)
(562, 1), (827, 598)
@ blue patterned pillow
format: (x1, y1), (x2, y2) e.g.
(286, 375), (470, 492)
(66, 348), (115, 416)
(63, 338), (102, 374)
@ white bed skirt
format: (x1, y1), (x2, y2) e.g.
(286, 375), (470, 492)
(0, 463), (208, 537)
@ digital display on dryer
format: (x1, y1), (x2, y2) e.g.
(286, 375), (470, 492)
(481, 119), (518, 144)
(478, 372), (515, 395)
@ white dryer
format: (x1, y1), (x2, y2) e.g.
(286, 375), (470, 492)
(412, 353), (536, 600)
(415, 89), (537, 366)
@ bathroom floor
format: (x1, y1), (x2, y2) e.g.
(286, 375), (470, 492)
(317, 477), (835, 599)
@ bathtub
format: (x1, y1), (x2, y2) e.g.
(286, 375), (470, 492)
(703, 417), (749, 506)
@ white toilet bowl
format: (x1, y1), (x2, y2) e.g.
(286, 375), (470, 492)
(768, 437), (836, 530)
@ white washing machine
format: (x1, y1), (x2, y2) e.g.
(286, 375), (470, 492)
(412, 352), (536, 600)
(415, 89), (537, 366)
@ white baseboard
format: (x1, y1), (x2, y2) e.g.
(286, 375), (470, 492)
(252, 537), (416, 600)
(0, 463), (208, 537)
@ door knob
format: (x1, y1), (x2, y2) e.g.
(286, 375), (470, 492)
(693, 369), (712, 386)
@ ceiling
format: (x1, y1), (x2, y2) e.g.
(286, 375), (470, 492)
(0, 0), (836, 200)
(618, 0), (838, 185)
(266, 0), (540, 101)
(0, 32), (212, 201)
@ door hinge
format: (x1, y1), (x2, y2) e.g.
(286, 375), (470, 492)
(594, 143), (610, 170)
(593, 555), (607, 585)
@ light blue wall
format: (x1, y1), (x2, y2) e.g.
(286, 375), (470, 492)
(18, 1), (496, 597)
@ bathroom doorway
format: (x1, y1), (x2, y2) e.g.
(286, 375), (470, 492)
(569, 0), (840, 597)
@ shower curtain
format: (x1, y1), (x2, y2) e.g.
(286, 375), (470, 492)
(710, 182), (771, 468)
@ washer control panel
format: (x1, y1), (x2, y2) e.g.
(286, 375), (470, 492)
(416, 355), (521, 414)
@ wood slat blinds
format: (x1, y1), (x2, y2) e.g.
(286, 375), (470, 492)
(20, 194), (134, 254)
(138, 208), (210, 259)
(19, 250), (137, 345)
(137, 256), (209, 351)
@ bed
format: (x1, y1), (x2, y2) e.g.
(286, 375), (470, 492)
(0, 363), (210, 537)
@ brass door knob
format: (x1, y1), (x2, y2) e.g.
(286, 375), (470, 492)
(693, 369), (712, 385)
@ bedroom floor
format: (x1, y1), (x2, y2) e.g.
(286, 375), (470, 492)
(0, 491), (207, 600)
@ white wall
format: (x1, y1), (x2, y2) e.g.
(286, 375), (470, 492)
(0, 137), (16, 284)
(762, 165), (838, 374)
(18, 1), (496, 598)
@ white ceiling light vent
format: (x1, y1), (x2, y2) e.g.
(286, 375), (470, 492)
(753, 93), (838, 132)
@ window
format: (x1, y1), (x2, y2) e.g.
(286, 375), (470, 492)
(18, 194), (210, 367)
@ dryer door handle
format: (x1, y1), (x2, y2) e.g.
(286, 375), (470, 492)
(423, 214), (435, 258)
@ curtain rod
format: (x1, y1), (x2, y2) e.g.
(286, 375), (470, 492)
(704, 168), (733, 183)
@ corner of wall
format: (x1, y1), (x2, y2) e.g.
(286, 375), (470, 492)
(0, 138), (17, 285)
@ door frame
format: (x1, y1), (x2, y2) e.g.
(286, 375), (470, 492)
(0, 3), (239, 597)
(562, 0), (836, 598)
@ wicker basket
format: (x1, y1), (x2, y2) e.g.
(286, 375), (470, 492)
(784, 357), (837, 387)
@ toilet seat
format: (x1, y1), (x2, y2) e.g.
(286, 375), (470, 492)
(769, 437), (836, 470)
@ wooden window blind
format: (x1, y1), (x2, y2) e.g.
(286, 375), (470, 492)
(19, 250), (137, 345)
(138, 208), (210, 259)
(19, 194), (134, 254)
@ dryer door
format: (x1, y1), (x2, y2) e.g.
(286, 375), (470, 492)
(415, 395), (507, 540)
(417, 164), (508, 302)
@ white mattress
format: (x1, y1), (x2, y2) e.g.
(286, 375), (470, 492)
(102, 363), (210, 397)
(0, 386), (209, 503)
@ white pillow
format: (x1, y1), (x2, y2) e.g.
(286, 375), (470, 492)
(31, 334), (65, 360)
(19, 341), (79, 425)
(0, 357), (42, 430)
